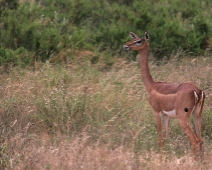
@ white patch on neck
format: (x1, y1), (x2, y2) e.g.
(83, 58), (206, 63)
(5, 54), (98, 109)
(163, 110), (176, 118)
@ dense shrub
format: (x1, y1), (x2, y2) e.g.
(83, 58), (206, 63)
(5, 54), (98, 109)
(0, 0), (212, 66)
(0, 47), (31, 67)
(0, 0), (19, 13)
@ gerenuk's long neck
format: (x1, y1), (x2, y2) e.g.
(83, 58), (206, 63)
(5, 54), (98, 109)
(139, 46), (156, 93)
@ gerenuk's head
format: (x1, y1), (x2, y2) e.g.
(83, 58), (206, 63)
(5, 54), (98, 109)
(123, 32), (150, 51)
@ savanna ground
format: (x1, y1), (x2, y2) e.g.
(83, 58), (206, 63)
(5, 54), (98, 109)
(0, 51), (212, 169)
(1, 0), (212, 169)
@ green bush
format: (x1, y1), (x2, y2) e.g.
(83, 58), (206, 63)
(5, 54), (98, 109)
(0, 0), (212, 66)
(0, 47), (31, 67)
(0, 0), (19, 13)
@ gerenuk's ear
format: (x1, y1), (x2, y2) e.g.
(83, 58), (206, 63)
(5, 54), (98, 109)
(129, 32), (138, 39)
(145, 32), (150, 41)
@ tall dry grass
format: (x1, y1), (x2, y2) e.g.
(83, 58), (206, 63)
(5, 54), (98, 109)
(0, 54), (211, 169)
(13, 134), (212, 170)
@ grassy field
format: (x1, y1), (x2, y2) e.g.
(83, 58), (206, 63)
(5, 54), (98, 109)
(1, 0), (212, 169)
(0, 51), (211, 169)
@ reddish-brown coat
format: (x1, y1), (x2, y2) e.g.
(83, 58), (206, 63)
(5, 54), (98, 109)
(123, 32), (205, 159)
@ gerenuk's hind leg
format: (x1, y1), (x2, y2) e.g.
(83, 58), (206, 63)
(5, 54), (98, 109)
(177, 106), (199, 158)
(192, 93), (205, 157)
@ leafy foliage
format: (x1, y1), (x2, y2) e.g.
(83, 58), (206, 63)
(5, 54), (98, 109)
(0, 0), (19, 13)
(0, 0), (212, 66)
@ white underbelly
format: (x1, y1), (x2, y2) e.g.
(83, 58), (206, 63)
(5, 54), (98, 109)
(163, 110), (176, 118)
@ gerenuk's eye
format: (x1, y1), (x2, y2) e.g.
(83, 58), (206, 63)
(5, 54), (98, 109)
(135, 40), (142, 45)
